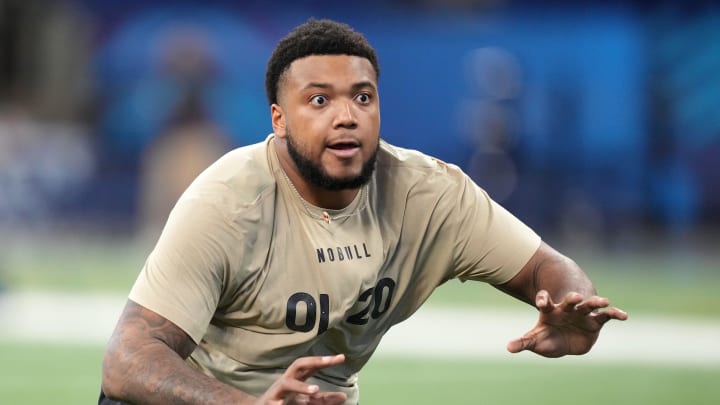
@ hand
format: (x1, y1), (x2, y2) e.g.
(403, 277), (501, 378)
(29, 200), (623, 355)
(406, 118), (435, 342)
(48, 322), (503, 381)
(256, 354), (348, 405)
(507, 290), (628, 357)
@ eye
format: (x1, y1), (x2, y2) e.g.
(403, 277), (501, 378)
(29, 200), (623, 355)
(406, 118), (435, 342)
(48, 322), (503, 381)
(355, 93), (371, 104)
(310, 95), (328, 106)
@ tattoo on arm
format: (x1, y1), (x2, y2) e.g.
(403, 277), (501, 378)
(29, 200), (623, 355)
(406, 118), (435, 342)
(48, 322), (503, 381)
(103, 300), (253, 404)
(124, 301), (196, 359)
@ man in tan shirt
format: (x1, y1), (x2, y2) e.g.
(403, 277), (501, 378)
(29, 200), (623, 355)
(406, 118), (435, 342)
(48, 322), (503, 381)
(100, 18), (628, 405)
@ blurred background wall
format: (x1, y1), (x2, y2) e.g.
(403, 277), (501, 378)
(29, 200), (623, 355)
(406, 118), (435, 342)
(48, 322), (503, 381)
(1, 0), (718, 252)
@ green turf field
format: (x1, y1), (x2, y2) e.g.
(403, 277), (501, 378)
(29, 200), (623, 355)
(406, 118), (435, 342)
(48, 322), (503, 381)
(1, 240), (719, 404)
(2, 242), (719, 318)
(361, 356), (720, 405)
(0, 343), (718, 405)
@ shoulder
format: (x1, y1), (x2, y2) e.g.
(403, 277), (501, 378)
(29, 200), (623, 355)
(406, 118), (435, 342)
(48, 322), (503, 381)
(376, 140), (468, 192)
(178, 139), (276, 213)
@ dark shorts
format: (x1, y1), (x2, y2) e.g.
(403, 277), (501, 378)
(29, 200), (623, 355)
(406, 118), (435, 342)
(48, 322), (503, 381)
(98, 388), (358, 404)
(98, 390), (128, 405)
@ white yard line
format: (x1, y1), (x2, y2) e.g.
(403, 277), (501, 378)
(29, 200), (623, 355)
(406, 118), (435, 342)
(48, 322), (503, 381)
(378, 308), (720, 367)
(0, 291), (125, 346)
(1, 291), (719, 367)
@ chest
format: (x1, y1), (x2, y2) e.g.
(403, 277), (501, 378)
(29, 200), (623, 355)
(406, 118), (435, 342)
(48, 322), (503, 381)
(259, 207), (386, 330)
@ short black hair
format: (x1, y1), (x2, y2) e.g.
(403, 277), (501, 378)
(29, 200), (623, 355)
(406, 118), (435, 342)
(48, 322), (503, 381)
(265, 18), (380, 105)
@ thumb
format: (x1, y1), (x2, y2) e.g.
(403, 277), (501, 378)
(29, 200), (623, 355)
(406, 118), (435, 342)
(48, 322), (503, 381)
(507, 335), (534, 354)
(535, 290), (554, 313)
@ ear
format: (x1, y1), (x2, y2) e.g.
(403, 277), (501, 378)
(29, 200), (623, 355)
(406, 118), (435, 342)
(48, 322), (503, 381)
(271, 104), (287, 138)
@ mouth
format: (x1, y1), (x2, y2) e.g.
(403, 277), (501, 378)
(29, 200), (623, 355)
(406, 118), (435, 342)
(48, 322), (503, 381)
(326, 139), (361, 158)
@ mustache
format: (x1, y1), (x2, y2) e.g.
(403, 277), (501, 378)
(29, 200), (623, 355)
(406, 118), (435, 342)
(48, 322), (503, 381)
(285, 131), (378, 191)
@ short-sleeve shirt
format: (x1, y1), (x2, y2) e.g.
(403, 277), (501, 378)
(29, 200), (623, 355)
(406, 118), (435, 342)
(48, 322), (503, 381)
(129, 135), (540, 404)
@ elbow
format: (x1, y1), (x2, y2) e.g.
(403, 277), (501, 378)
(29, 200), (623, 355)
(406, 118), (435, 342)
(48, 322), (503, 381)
(101, 347), (126, 400)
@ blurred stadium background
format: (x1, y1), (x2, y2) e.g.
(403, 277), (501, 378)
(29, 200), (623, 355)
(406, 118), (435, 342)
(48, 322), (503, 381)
(1, 0), (719, 404)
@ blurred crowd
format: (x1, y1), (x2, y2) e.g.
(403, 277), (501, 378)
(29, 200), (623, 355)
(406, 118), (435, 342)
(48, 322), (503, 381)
(1, 0), (719, 249)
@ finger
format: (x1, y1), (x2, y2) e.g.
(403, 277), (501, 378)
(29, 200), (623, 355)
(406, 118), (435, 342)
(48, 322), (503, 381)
(288, 355), (346, 380)
(309, 391), (349, 405)
(574, 296), (610, 315)
(592, 307), (629, 324)
(271, 379), (320, 399)
(535, 290), (553, 313)
(559, 292), (584, 312)
(289, 393), (309, 405)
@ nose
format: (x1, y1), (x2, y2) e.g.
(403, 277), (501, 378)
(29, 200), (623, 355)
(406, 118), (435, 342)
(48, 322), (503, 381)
(333, 101), (357, 129)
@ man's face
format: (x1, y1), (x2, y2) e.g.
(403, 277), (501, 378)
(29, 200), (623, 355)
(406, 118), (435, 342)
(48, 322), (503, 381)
(273, 54), (380, 190)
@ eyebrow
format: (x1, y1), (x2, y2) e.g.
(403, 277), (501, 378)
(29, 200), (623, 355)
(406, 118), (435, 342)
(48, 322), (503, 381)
(302, 81), (377, 92)
(351, 81), (377, 92)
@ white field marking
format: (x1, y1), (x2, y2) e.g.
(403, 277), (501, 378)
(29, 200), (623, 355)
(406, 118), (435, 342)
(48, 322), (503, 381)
(377, 308), (720, 367)
(1, 291), (719, 367)
(0, 291), (125, 346)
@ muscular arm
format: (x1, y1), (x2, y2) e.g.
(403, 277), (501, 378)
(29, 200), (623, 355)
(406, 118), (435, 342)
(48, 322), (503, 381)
(101, 300), (255, 405)
(495, 241), (595, 305)
(493, 241), (627, 357)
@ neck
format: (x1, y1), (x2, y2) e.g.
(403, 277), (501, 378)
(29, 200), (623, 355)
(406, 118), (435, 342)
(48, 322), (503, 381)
(274, 138), (359, 210)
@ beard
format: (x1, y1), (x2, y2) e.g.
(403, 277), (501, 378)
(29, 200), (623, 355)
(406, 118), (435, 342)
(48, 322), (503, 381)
(285, 128), (378, 191)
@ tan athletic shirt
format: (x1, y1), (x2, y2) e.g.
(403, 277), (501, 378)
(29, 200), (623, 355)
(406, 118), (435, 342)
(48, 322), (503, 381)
(129, 135), (541, 404)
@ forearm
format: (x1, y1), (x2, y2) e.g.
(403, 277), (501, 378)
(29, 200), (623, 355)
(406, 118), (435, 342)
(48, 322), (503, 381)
(531, 250), (596, 301)
(102, 341), (255, 405)
(501, 242), (628, 357)
(102, 300), (257, 405)
(496, 242), (596, 306)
